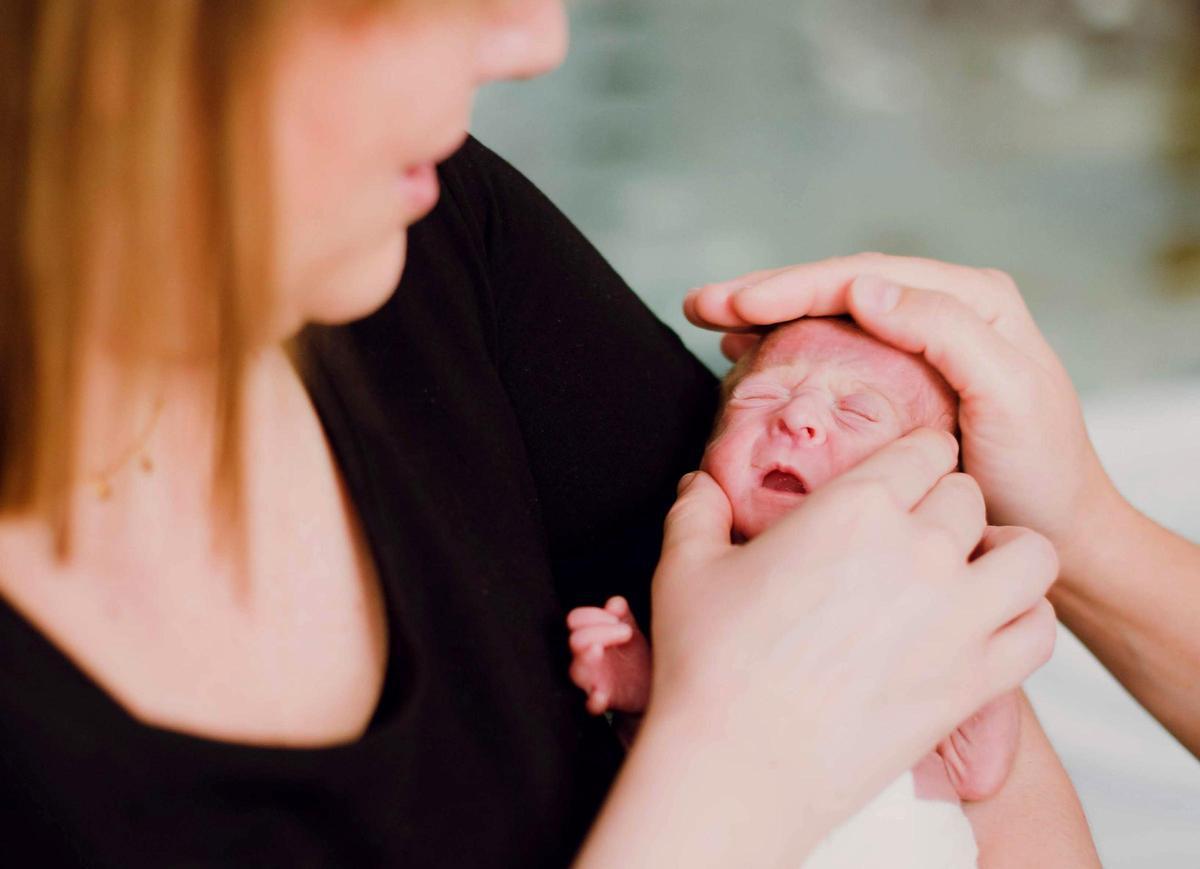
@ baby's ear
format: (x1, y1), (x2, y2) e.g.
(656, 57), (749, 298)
(720, 333), (761, 363)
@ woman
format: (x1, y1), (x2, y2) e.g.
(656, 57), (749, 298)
(1, 1), (1067, 864)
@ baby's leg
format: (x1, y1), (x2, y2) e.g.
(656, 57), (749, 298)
(938, 692), (1022, 801)
(912, 750), (959, 803)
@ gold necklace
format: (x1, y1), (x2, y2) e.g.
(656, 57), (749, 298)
(89, 394), (166, 500)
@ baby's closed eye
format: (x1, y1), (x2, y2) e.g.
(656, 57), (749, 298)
(836, 394), (884, 424)
(729, 385), (790, 407)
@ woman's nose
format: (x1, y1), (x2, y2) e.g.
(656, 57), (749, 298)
(475, 0), (570, 84)
(775, 397), (827, 446)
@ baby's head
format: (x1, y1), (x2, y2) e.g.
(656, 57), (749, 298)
(701, 317), (958, 540)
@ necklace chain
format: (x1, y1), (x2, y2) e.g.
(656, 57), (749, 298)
(89, 395), (166, 500)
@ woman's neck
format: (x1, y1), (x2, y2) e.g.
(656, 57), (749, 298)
(59, 341), (295, 573)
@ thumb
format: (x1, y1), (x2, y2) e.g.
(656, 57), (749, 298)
(847, 274), (1024, 401)
(660, 471), (734, 569)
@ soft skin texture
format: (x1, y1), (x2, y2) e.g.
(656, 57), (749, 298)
(702, 317), (956, 540)
(270, 1), (569, 333)
(569, 318), (1020, 806)
(964, 695), (1100, 868)
(3, 6), (1067, 863)
(686, 252), (1200, 760)
(0, 0), (571, 753)
(576, 440), (1061, 868)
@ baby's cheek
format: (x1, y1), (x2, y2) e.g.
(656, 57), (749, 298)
(699, 433), (740, 485)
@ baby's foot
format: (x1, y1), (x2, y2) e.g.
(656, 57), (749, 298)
(937, 691), (1021, 801)
(566, 596), (652, 715)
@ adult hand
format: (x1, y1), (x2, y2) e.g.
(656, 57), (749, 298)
(645, 428), (1057, 835)
(683, 253), (1120, 567)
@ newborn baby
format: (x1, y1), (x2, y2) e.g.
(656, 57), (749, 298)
(566, 317), (1019, 866)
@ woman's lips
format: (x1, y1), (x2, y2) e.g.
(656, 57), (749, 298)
(761, 469), (808, 495)
(399, 162), (440, 216)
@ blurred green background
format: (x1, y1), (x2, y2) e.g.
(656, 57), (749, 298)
(474, 0), (1200, 392)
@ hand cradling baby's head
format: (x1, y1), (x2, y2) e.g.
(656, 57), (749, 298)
(701, 317), (958, 540)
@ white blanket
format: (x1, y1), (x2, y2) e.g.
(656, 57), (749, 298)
(803, 771), (977, 868)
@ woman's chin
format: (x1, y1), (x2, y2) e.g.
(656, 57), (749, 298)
(303, 235), (408, 327)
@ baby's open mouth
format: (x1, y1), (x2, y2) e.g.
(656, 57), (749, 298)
(762, 469), (808, 495)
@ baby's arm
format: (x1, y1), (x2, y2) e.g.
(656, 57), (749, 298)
(566, 596), (652, 723)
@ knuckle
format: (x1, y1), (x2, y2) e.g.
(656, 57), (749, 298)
(664, 497), (696, 527)
(928, 290), (965, 324)
(921, 523), (962, 559)
(980, 267), (1019, 298)
(979, 268), (1032, 321)
(905, 428), (957, 473)
(945, 472), (985, 512)
(836, 477), (895, 512)
(1017, 528), (1058, 570)
(836, 251), (886, 273)
(1025, 600), (1058, 666)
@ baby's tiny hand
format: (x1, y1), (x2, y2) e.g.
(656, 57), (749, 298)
(566, 596), (653, 716)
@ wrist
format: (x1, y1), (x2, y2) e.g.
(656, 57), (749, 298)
(1051, 460), (1132, 577)
(1050, 474), (1141, 605)
(577, 700), (836, 868)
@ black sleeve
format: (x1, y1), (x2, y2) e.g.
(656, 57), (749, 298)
(440, 138), (719, 624)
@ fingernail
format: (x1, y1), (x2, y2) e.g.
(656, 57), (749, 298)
(854, 275), (901, 314)
(677, 471), (699, 494)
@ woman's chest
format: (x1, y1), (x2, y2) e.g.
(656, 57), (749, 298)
(0, 391), (389, 748)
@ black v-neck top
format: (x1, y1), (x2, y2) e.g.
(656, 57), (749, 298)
(0, 138), (718, 866)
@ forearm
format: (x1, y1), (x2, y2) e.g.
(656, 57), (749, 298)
(965, 693), (1098, 868)
(574, 706), (838, 868)
(1052, 490), (1200, 757)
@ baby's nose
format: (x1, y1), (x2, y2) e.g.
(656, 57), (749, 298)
(775, 398), (827, 446)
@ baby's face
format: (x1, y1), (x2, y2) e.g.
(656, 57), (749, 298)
(701, 318), (957, 540)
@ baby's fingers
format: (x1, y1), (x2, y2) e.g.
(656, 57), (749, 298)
(604, 596), (641, 630)
(569, 623), (634, 653)
(571, 656), (615, 716)
(569, 645), (605, 691)
(585, 688), (611, 716)
(567, 606), (621, 630)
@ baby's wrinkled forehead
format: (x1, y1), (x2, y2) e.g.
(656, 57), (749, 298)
(737, 318), (957, 428)
(753, 318), (881, 368)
